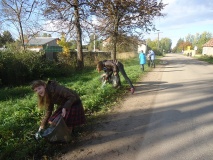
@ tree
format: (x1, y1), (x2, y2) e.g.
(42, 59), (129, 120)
(159, 38), (172, 53)
(42, 33), (52, 37)
(185, 34), (194, 44)
(172, 38), (184, 52)
(0, 0), (41, 50)
(69, 40), (77, 51)
(0, 34), (2, 47)
(172, 38), (192, 53)
(194, 32), (212, 54)
(88, 0), (166, 60)
(0, 31), (14, 47)
(184, 32), (212, 54)
(87, 34), (103, 51)
(57, 33), (71, 55)
(116, 35), (138, 53)
(42, 0), (91, 70)
(102, 34), (138, 53)
(147, 38), (158, 50)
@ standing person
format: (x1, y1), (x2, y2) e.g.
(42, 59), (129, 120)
(31, 80), (86, 136)
(146, 51), (151, 67)
(148, 50), (155, 68)
(97, 60), (135, 94)
(139, 50), (146, 71)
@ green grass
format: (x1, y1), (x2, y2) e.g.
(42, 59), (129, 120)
(194, 54), (213, 64)
(0, 57), (159, 160)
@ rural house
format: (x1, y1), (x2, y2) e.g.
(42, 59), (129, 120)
(202, 38), (213, 56)
(138, 40), (147, 54)
(25, 37), (62, 60)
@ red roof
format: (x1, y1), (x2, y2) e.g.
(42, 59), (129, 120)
(203, 38), (213, 47)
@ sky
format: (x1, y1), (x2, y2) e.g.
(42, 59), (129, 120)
(144, 0), (213, 48)
(1, 0), (213, 49)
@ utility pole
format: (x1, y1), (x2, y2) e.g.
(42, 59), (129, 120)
(93, 33), (95, 52)
(155, 31), (163, 49)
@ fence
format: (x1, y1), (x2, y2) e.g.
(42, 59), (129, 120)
(47, 51), (112, 67)
(46, 51), (136, 67)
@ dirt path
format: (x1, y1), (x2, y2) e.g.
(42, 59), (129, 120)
(55, 61), (166, 160)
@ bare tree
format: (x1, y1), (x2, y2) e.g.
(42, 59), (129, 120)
(42, 0), (91, 70)
(88, 0), (167, 60)
(0, 0), (41, 50)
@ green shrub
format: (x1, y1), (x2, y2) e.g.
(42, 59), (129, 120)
(195, 55), (213, 64)
(0, 50), (75, 86)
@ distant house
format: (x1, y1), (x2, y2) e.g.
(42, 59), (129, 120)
(25, 37), (62, 60)
(138, 40), (147, 54)
(202, 38), (213, 56)
(103, 37), (147, 53)
(102, 37), (111, 47)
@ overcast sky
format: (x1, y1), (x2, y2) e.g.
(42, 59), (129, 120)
(144, 0), (213, 48)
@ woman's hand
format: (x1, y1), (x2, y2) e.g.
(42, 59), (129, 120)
(61, 108), (66, 117)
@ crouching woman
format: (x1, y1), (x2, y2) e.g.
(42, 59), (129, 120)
(31, 80), (86, 135)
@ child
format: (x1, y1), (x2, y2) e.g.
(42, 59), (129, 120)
(31, 80), (86, 135)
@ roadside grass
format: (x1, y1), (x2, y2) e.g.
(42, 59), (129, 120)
(194, 54), (213, 64)
(0, 57), (159, 160)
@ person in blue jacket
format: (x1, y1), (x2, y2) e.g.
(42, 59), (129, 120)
(139, 50), (146, 71)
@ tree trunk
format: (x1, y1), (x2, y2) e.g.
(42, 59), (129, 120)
(111, 14), (119, 60)
(18, 16), (25, 50)
(74, 0), (84, 70)
(111, 36), (117, 60)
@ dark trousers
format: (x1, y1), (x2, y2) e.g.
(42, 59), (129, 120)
(117, 62), (134, 88)
(150, 60), (155, 68)
(140, 64), (145, 71)
(147, 59), (150, 67)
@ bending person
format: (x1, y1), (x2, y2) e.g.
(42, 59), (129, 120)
(97, 60), (135, 94)
(31, 80), (86, 136)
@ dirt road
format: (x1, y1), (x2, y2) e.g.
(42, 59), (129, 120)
(56, 53), (213, 160)
(55, 55), (165, 160)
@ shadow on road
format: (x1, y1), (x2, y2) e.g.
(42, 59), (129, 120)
(59, 77), (213, 159)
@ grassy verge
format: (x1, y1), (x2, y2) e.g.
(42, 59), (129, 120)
(194, 54), (213, 64)
(0, 57), (160, 159)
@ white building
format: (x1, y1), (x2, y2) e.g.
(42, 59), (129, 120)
(138, 40), (147, 54)
(202, 38), (213, 56)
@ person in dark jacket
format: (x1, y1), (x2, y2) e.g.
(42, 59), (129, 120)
(31, 80), (86, 135)
(97, 60), (135, 94)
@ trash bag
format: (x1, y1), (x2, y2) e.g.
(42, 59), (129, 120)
(110, 74), (120, 88)
(101, 73), (120, 88)
(41, 115), (71, 143)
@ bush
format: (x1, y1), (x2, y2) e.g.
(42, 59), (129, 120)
(152, 48), (163, 56)
(0, 50), (43, 85)
(0, 49), (75, 86)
